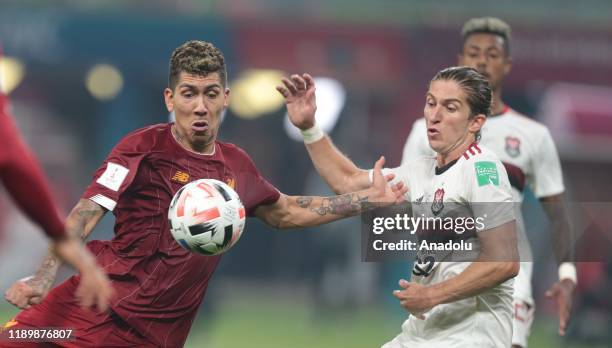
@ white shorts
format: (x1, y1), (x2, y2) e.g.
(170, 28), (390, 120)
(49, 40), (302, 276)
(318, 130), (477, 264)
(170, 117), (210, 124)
(512, 262), (535, 347)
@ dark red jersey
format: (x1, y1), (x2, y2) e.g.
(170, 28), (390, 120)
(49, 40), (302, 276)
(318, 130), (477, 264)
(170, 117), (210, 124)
(81, 123), (279, 347)
(0, 93), (65, 240)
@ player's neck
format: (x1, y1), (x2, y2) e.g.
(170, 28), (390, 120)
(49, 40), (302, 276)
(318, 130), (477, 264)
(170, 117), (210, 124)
(490, 89), (506, 117)
(436, 137), (473, 167)
(171, 125), (216, 155)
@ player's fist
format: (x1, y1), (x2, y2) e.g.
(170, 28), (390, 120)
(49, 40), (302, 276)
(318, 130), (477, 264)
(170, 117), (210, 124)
(276, 73), (317, 130)
(393, 279), (434, 319)
(4, 276), (48, 309)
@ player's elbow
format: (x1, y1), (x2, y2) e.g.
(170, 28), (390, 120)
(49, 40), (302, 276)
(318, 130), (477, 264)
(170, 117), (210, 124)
(499, 261), (519, 280)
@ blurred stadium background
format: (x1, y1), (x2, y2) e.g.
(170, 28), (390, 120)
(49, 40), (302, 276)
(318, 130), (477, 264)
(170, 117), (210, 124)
(1, 1), (611, 347)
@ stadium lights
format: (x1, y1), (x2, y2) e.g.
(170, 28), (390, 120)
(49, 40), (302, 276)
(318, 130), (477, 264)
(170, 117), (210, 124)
(85, 64), (124, 101)
(284, 77), (346, 141)
(0, 56), (25, 95)
(228, 69), (286, 119)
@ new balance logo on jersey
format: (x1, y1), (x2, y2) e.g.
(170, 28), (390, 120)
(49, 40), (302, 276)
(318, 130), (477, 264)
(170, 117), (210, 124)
(505, 136), (521, 158)
(171, 171), (190, 184)
(475, 161), (499, 187)
(431, 188), (444, 215)
(224, 176), (236, 189)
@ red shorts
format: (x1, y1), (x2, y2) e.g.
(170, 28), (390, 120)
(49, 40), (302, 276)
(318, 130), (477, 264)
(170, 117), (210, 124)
(0, 276), (155, 348)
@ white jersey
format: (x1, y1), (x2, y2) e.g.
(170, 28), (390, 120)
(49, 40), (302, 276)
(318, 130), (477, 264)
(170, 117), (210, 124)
(383, 144), (515, 347)
(400, 109), (565, 301)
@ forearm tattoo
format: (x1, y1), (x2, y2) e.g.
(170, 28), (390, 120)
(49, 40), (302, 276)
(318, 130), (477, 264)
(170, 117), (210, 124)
(69, 200), (103, 239)
(31, 200), (103, 288)
(30, 254), (59, 290)
(296, 193), (369, 216)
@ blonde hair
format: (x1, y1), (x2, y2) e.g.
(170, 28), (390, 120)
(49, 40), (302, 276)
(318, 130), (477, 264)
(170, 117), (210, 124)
(461, 17), (511, 55)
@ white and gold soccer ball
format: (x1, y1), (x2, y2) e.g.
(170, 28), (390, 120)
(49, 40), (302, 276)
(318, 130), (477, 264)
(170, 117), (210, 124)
(168, 179), (245, 255)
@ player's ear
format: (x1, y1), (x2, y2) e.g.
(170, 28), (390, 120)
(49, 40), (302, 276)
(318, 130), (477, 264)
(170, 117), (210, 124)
(469, 114), (487, 134)
(503, 55), (513, 75)
(164, 88), (174, 112)
(223, 88), (230, 109)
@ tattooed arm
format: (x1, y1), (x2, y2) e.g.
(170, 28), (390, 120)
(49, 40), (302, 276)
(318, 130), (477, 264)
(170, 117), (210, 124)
(34, 199), (106, 290)
(254, 192), (371, 229)
(254, 157), (407, 229)
(4, 199), (109, 309)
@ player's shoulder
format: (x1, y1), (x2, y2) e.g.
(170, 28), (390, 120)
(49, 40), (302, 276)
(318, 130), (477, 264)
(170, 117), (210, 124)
(503, 108), (551, 136)
(460, 143), (502, 167)
(413, 117), (426, 128)
(116, 123), (170, 152)
(216, 141), (254, 162)
(408, 117), (427, 136)
(460, 144), (511, 192)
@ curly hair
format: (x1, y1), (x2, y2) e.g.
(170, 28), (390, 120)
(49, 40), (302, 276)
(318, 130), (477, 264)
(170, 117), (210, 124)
(168, 40), (227, 89)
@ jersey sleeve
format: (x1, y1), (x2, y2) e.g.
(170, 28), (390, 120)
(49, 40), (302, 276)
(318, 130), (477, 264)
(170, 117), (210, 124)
(81, 136), (147, 212)
(235, 150), (280, 216)
(530, 128), (565, 198)
(467, 157), (514, 232)
(401, 118), (433, 165)
(0, 109), (66, 240)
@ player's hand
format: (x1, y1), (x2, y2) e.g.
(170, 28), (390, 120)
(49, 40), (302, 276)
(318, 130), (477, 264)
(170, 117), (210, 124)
(276, 73), (317, 130)
(4, 276), (50, 309)
(371, 156), (408, 205)
(545, 278), (575, 336)
(75, 265), (114, 313)
(393, 279), (434, 319)
(54, 237), (114, 312)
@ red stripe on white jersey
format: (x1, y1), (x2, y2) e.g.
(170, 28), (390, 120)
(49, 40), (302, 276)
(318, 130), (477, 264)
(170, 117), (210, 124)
(463, 142), (481, 159)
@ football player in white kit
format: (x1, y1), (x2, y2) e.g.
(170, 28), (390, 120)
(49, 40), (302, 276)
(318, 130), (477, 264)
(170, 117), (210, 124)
(401, 18), (577, 347)
(278, 66), (520, 347)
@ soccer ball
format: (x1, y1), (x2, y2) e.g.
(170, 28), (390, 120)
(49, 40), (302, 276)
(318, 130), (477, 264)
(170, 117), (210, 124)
(168, 179), (245, 255)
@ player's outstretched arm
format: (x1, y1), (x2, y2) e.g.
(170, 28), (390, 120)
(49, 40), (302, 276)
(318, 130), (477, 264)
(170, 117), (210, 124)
(0, 116), (66, 240)
(540, 193), (575, 336)
(393, 221), (519, 317)
(277, 73), (370, 194)
(5, 199), (111, 311)
(255, 156), (406, 229)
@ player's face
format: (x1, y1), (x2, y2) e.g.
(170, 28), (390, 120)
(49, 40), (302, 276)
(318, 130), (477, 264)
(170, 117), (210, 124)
(424, 79), (485, 155)
(458, 33), (511, 92)
(164, 72), (229, 153)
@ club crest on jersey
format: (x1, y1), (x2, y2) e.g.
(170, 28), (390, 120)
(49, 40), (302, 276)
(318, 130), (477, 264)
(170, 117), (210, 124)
(171, 170), (190, 184)
(431, 188), (444, 215)
(505, 136), (521, 158)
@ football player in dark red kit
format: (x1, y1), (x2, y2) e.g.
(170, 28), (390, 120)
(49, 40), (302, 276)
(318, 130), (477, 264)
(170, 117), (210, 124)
(0, 92), (113, 313)
(1, 41), (405, 347)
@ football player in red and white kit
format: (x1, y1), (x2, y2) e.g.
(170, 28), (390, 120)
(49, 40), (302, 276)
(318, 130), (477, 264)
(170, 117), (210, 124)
(400, 18), (576, 347)
(1, 41), (405, 347)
